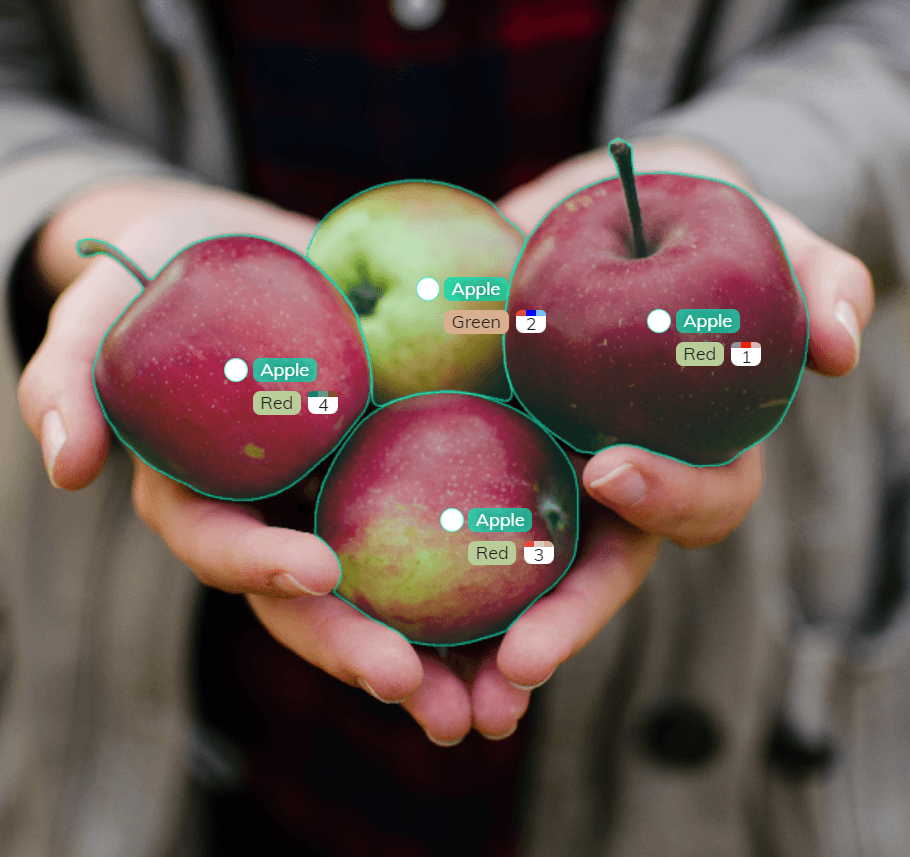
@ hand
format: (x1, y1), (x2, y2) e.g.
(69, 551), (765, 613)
(18, 177), (320, 488)
(129, 451), (661, 746)
(473, 134), (874, 733)
(496, 133), (873, 538)
(498, 134), (873, 378)
(16, 176), (524, 744)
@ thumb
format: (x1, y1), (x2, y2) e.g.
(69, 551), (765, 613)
(18, 252), (142, 488)
(18, 203), (320, 490)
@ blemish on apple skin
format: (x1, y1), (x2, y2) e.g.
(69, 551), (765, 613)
(759, 399), (789, 408)
(244, 443), (265, 459)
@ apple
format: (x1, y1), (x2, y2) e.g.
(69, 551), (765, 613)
(315, 393), (578, 645)
(504, 140), (808, 466)
(307, 181), (524, 404)
(86, 236), (372, 500)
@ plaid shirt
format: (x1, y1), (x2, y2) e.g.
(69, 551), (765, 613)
(200, 2), (618, 854)
(211, 0), (619, 218)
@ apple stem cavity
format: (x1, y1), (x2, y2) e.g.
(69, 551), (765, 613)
(77, 238), (151, 289)
(609, 139), (648, 259)
(348, 279), (383, 317)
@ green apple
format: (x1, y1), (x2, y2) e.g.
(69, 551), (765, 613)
(307, 181), (524, 403)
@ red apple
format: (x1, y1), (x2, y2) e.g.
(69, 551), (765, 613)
(504, 142), (808, 465)
(315, 393), (578, 645)
(88, 236), (372, 500)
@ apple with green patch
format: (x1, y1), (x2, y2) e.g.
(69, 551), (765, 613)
(315, 393), (578, 645)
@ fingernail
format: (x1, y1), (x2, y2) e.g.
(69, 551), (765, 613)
(41, 410), (66, 487)
(425, 732), (463, 748)
(480, 723), (518, 741)
(272, 572), (320, 597)
(356, 676), (412, 705)
(589, 462), (646, 507)
(509, 667), (555, 691)
(835, 300), (861, 365)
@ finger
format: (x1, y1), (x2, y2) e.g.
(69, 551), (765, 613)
(583, 444), (763, 549)
(250, 591), (471, 745)
(132, 459), (341, 597)
(497, 515), (659, 689)
(400, 649), (474, 746)
(757, 197), (874, 377)
(247, 592), (425, 706)
(17, 257), (141, 488)
(470, 650), (531, 740)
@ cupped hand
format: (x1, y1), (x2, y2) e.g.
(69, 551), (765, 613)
(18, 177), (321, 490)
(468, 134), (874, 737)
(16, 140), (875, 745)
(495, 132), (873, 540)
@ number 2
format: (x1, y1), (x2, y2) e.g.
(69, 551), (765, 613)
(527, 319), (535, 330)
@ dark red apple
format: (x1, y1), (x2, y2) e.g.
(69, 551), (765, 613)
(504, 141), (808, 465)
(88, 236), (371, 499)
(315, 393), (578, 646)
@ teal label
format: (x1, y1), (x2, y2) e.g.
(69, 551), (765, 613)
(253, 358), (317, 382)
(443, 277), (507, 301)
(468, 508), (532, 532)
(675, 309), (740, 334)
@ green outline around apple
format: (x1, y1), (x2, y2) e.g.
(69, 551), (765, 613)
(307, 179), (525, 406)
(87, 234), (374, 502)
(314, 390), (580, 647)
(502, 142), (809, 467)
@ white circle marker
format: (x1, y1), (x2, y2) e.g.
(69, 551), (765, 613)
(440, 508), (464, 532)
(224, 358), (249, 382)
(416, 277), (440, 301)
(647, 309), (672, 333)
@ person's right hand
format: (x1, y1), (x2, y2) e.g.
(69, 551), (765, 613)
(18, 176), (324, 489)
(15, 176), (507, 744)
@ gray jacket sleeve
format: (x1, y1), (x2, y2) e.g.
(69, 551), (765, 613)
(0, 1), (190, 302)
(629, 0), (910, 283)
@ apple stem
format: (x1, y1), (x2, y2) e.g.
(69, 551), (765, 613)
(77, 238), (151, 289)
(609, 139), (648, 259)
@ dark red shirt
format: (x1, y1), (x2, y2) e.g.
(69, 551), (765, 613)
(211, 0), (619, 218)
(197, 3), (619, 854)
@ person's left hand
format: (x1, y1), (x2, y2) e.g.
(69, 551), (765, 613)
(452, 133), (873, 739)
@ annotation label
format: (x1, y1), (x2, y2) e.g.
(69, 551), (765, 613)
(469, 508), (532, 532)
(444, 277), (507, 301)
(676, 342), (724, 366)
(253, 391), (302, 414)
(444, 310), (510, 334)
(676, 310), (740, 334)
(253, 358), (317, 382)
(468, 541), (517, 565)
